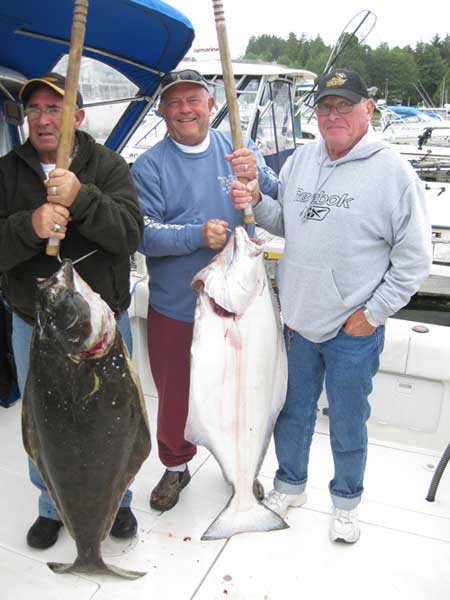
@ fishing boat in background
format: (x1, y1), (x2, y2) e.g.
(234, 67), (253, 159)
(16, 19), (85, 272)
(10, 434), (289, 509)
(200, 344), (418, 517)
(377, 104), (450, 147)
(121, 58), (316, 174)
(0, 1), (450, 598)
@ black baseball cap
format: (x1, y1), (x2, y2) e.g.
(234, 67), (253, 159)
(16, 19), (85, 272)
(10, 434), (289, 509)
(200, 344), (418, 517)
(159, 69), (209, 98)
(19, 72), (84, 108)
(314, 68), (369, 105)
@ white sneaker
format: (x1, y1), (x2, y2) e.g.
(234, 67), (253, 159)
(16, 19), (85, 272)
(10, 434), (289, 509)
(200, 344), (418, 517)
(329, 507), (360, 543)
(262, 489), (307, 518)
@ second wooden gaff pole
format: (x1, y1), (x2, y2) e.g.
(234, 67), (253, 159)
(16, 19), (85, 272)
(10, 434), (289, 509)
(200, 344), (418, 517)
(212, 0), (255, 226)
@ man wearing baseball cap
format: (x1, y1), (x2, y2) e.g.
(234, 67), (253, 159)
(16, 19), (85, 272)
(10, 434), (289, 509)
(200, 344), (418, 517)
(0, 72), (143, 548)
(131, 69), (279, 511)
(19, 71), (84, 108)
(231, 66), (431, 543)
(313, 67), (370, 105)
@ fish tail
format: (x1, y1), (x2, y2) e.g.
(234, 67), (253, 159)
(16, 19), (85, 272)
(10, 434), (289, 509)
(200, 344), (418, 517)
(201, 501), (289, 541)
(47, 559), (146, 580)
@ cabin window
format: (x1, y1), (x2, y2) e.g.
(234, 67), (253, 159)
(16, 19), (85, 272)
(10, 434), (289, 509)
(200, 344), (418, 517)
(215, 77), (260, 136)
(0, 108), (12, 157)
(53, 56), (138, 144)
(256, 80), (294, 155)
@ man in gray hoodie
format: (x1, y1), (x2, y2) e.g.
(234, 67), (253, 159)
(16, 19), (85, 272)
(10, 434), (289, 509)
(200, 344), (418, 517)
(231, 67), (432, 543)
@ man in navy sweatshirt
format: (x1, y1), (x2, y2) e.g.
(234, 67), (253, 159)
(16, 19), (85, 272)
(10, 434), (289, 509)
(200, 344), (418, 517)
(231, 67), (432, 543)
(131, 69), (278, 511)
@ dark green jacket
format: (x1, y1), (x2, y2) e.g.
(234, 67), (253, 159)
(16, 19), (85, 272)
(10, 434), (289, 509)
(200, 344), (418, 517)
(0, 130), (143, 322)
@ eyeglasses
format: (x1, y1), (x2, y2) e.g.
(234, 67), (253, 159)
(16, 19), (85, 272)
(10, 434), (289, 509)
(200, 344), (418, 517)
(315, 100), (362, 116)
(160, 69), (208, 88)
(25, 106), (63, 120)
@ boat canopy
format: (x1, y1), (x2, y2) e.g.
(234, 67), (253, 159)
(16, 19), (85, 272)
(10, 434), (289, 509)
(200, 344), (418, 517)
(178, 59), (316, 81)
(0, 0), (194, 149)
(388, 106), (421, 117)
(387, 105), (442, 120)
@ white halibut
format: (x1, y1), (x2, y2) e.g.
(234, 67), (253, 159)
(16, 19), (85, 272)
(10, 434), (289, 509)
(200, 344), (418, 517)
(186, 226), (288, 540)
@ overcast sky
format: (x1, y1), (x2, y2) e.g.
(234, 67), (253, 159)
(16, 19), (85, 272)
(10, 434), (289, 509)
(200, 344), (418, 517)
(166, 0), (449, 59)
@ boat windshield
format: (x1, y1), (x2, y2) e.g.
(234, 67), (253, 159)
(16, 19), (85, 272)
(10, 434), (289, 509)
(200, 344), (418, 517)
(215, 76), (297, 172)
(54, 56), (139, 145)
(0, 109), (13, 156)
(256, 79), (295, 154)
(215, 77), (260, 134)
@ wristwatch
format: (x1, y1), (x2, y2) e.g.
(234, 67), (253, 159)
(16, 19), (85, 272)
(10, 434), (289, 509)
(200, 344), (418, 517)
(363, 307), (377, 328)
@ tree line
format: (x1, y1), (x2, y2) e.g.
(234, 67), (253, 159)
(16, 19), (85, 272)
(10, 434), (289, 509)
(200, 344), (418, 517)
(244, 33), (450, 106)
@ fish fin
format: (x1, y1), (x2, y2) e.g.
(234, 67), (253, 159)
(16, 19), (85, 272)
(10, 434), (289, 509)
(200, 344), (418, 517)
(201, 501), (288, 541)
(47, 560), (146, 580)
(21, 391), (39, 462)
(102, 564), (147, 580)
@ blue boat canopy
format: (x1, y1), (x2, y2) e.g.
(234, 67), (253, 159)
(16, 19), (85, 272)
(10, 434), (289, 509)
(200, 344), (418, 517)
(387, 106), (421, 117)
(0, 0), (195, 149)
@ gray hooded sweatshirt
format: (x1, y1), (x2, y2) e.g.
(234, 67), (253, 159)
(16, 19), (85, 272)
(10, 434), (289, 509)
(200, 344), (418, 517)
(255, 130), (432, 343)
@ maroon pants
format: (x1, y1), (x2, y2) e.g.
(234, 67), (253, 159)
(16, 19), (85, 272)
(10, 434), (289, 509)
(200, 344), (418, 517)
(147, 306), (197, 467)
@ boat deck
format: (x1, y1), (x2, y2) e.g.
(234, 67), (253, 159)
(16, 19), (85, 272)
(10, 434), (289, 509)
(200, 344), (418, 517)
(1, 391), (450, 600)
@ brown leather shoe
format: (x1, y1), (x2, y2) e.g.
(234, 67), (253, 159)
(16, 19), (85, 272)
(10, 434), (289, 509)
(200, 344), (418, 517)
(150, 468), (191, 511)
(253, 478), (265, 501)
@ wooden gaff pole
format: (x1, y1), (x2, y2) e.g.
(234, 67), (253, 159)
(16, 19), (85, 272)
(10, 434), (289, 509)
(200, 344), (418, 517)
(46, 0), (89, 256)
(212, 0), (255, 225)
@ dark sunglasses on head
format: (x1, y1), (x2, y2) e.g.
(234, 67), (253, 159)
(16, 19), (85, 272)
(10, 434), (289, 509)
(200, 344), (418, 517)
(160, 69), (207, 87)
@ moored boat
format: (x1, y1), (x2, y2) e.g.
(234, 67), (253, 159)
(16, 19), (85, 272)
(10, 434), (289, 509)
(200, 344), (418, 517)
(121, 58), (316, 174)
(377, 104), (450, 147)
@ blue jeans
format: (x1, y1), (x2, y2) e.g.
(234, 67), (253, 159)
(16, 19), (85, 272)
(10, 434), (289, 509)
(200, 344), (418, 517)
(12, 311), (133, 520)
(273, 325), (385, 510)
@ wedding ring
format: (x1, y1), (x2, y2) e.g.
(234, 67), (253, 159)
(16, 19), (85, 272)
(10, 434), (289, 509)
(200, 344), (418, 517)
(243, 163), (249, 172)
(51, 186), (57, 196)
(53, 223), (61, 233)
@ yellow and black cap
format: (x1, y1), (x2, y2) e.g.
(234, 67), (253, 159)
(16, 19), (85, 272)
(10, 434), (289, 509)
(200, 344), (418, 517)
(19, 72), (83, 108)
(314, 68), (369, 105)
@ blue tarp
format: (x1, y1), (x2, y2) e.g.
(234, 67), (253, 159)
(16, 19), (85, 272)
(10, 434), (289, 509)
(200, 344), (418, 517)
(0, 0), (195, 149)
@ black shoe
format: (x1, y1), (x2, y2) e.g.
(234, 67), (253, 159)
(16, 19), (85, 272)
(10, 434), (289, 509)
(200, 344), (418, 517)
(26, 516), (63, 549)
(150, 468), (191, 511)
(110, 507), (138, 539)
